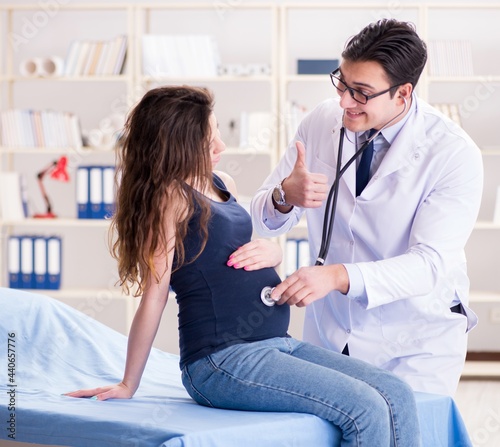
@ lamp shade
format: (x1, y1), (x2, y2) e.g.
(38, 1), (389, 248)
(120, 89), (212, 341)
(50, 156), (69, 182)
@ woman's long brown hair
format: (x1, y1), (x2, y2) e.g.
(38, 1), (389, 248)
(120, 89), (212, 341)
(111, 86), (214, 296)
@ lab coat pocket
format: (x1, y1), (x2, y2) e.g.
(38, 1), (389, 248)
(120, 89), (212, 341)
(454, 290), (478, 333)
(312, 155), (337, 184)
(379, 301), (446, 344)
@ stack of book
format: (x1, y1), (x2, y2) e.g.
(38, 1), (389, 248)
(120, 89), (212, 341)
(239, 111), (273, 151)
(427, 40), (474, 77)
(64, 35), (127, 76)
(8, 235), (62, 290)
(76, 165), (115, 219)
(0, 109), (83, 149)
(142, 34), (220, 77)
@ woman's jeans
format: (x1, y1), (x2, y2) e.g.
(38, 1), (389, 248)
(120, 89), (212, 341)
(182, 337), (420, 447)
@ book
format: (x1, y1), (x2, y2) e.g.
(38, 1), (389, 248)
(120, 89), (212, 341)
(428, 40), (474, 76)
(494, 186), (500, 224)
(8, 236), (22, 289)
(102, 166), (116, 218)
(47, 236), (62, 290)
(77, 165), (116, 219)
(141, 34), (220, 77)
(0, 172), (27, 220)
(239, 111), (273, 151)
(34, 236), (48, 289)
(20, 236), (34, 289)
(76, 166), (90, 218)
(90, 166), (104, 219)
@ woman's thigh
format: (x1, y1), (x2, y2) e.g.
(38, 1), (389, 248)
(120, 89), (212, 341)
(182, 338), (391, 436)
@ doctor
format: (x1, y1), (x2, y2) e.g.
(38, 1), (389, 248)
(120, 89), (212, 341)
(251, 19), (483, 396)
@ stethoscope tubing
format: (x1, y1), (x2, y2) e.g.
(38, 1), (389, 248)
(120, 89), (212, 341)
(315, 97), (408, 266)
(315, 128), (374, 265)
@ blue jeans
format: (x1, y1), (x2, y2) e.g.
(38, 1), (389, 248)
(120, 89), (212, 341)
(182, 337), (420, 447)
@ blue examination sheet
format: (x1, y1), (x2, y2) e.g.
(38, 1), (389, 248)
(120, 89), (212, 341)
(0, 288), (471, 446)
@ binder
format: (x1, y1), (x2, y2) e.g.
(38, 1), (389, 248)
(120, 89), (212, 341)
(89, 166), (105, 219)
(297, 239), (311, 268)
(76, 166), (90, 218)
(285, 238), (298, 277)
(34, 236), (48, 289)
(20, 236), (35, 289)
(8, 236), (22, 289)
(0, 172), (26, 220)
(102, 166), (115, 218)
(47, 236), (62, 290)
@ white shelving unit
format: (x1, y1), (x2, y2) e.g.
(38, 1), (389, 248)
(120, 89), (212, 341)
(0, 2), (281, 354)
(1, 2), (498, 354)
(135, 3), (280, 203)
(0, 4), (136, 337)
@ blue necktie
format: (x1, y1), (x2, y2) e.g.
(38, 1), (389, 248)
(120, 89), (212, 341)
(356, 129), (376, 196)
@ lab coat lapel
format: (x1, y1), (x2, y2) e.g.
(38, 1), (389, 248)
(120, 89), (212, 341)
(373, 108), (425, 182)
(336, 125), (357, 197)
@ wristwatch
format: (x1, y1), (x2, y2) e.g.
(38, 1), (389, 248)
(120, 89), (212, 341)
(272, 178), (290, 206)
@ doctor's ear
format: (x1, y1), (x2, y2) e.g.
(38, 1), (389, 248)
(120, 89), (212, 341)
(396, 83), (413, 101)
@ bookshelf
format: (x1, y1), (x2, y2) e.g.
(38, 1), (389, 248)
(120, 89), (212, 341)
(134, 3), (280, 201)
(0, 1), (499, 355)
(0, 2), (281, 355)
(0, 4), (135, 340)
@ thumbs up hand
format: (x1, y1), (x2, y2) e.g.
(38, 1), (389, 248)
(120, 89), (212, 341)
(281, 141), (328, 209)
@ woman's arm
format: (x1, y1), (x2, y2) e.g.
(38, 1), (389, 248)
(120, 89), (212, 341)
(66, 210), (177, 401)
(65, 279), (169, 400)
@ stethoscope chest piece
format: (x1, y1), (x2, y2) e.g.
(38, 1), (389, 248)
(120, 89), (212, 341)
(260, 286), (278, 307)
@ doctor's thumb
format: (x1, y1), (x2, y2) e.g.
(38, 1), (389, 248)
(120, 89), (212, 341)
(294, 141), (308, 170)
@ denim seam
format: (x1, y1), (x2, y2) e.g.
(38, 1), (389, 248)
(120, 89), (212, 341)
(183, 364), (215, 407)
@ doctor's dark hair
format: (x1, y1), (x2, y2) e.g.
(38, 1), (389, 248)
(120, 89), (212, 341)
(111, 85), (214, 296)
(342, 19), (427, 93)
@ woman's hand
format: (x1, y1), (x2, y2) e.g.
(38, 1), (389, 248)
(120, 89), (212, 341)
(64, 382), (134, 401)
(227, 239), (282, 271)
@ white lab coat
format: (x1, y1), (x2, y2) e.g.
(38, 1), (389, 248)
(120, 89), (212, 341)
(251, 96), (483, 396)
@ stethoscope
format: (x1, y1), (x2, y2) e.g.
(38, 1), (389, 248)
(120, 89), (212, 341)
(261, 97), (409, 307)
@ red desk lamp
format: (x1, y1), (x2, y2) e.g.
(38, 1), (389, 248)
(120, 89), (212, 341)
(33, 156), (70, 218)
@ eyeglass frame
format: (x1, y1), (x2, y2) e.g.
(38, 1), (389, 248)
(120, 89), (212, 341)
(329, 68), (402, 105)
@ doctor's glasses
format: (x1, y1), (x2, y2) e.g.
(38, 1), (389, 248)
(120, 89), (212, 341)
(329, 68), (401, 105)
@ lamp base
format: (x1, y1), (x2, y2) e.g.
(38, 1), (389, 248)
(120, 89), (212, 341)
(33, 212), (57, 219)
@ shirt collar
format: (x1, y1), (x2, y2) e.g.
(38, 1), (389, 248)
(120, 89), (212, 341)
(377, 93), (417, 145)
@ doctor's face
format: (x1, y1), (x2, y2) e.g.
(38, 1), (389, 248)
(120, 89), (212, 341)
(336, 60), (410, 133)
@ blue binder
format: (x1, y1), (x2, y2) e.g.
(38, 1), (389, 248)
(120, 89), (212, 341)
(89, 166), (105, 219)
(34, 236), (48, 289)
(102, 166), (116, 219)
(76, 166), (90, 218)
(46, 236), (62, 290)
(20, 235), (35, 289)
(8, 235), (22, 288)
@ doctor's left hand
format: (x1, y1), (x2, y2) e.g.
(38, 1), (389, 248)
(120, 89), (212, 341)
(271, 264), (349, 307)
(64, 382), (134, 401)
